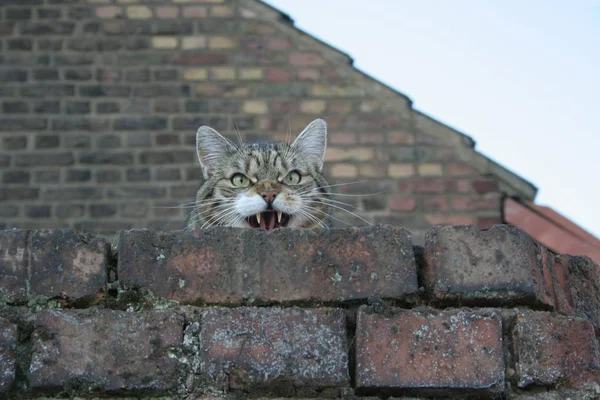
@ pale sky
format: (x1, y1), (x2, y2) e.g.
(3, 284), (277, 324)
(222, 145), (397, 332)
(266, 0), (600, 238)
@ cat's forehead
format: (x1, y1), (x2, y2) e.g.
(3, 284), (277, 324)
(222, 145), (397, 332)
(223, 141), (295, 178)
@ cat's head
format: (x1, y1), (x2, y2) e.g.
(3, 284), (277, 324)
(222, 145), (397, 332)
(188, 118), (330, 231)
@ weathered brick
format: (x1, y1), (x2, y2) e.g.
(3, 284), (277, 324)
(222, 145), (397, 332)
(0, 318), (17, 393)
(79, 151), (133, 165)
(35, 134), (60, 149)
(2, 101), (29, 113)
(8, 38), (33, 51)
(126, 5), (152, 19)
(106, 186), (166, 199)
(2, 136), (27, 150)
(199, 307), (349, 389)
(15, 153), (74, 167)
(388, 163), (415, 178)
(34, 170), (60, 183)
(117, 225), (418, 304)
(356, 307), (504, 395)
(26, 205), (51, 218)
(29, 309), (184, 393)
(43, 187), (100, 201)
(0, 118), (46, 131)
(51, 117), (110, 132)
(114, 116), (167, 130)
(513, 311), (600, 389)
(37, 8), (62, 19)
(330, 163), (358, 178)
(22, 21), (75, 35)
(66, 169), (92, 182)
(3, 170), (30, 184)
(0, 230), (29, 303)
(423, 224), (564, 308)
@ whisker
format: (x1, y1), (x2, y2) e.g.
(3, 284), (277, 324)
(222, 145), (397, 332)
(304, 202), (372, 226)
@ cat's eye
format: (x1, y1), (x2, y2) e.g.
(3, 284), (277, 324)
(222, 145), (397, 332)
(231, 173), (250, 188)
(284, 170), (301, 185)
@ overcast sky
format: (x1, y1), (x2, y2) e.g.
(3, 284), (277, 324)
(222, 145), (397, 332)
(266, 0), (600, 238)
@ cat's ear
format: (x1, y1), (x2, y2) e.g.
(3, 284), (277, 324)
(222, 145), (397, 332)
(196, 125), (237, 179)
(291, 118), (327, 172)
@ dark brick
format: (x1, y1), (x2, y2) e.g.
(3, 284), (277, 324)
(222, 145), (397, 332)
(125, 68), (150, 82)
(0, 69), (28, 82)
(37, 8), (62, 19)
(156, 168), (181, 181)
(154, 99), (180, 113)
(106, 186), (167, 199)
(56, 54), (94, 66)
(65, 101), (90, 114)
(16, 153), (74, 167)
(0, 118), (46, 131)
(0, 205), (19, 218)
(33, 100), (60, 113)
(120, 202), (149, 218)
(33, 68), (59, 81)
(0, 22), (15, 35)
(132, 84), (189, 97)
(556, 255), (600, 330)
(79, 85), (130, 97)
(126, 168), (151, 182)
(117, 225), (418, 305)
(185, 100), (210, 113)
(2, 54), (50, 66)
(64, 69), (92, 81)
(2, 136), (27, 150)
(0, 318), (17, 393)
(96, 101), (120, 114)
(67, 37), (121, 52)
(29, 309), (184, 392)
(156, 134), (180, 146)
(95, 135), (121, 149)
(51, 117), (109, 132)
(35, 135), (60, 149)
(2, 101), (29, 113)
(8, 38), (33, 51)
(140, 150), (194, 165)
(24, 85), (74, 98)
(3, 170), (30, 184)
(38, 39), (63, 51)
(43, 188), (99, 201)
(90, 204), (117, 218)
(0, 230), (29, 303)
(153, 69), (178, 80)
(79, 151), (133, 165)
(124, 37), (150, 50)
(96, 169), (121, 183)
(68, 6), (92, 19)
(21, 21), (75, 35)
(26, 205), (51, 218)
(56, 204), (84, 218)
(114, 116), (168, 131)
(356, 307), (504, 395)
(0, 155), (10, 168)
(75, 221), (134, 233)
(423, 225), (560, 308)
(513, 311), (600, 389)
(6, 8), (32, 19)
(34, 170), (60, 183)
(66, 169), (91, 182)
(200, 307), (349, 389)
(63, 134), (90, 149)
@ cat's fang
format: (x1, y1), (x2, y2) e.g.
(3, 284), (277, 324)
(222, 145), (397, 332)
(277, 211), (282, 223)
(255, 213), (261, 224)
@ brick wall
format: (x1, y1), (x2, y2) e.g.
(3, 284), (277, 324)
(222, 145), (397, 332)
(1, 224), (600, 398)
(0, 0), (536, 241)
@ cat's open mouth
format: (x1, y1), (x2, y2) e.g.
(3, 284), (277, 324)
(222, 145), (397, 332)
(246, 211), (290, 230)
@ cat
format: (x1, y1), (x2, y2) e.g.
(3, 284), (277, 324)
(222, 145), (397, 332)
(185, 118), (331, 231)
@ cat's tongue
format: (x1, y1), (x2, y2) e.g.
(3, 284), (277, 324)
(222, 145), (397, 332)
(259, 213), (267, 230)
(268, 213), (276, 230)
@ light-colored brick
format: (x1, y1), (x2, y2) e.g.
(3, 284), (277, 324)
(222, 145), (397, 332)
(181, 36), (206, 50)
(300, 100), (326, 114)
(239, 68), (263, 80)
(117, 0), (138, 3)
(210, 5), (234, 17)
(388, 131), (414, 144)
(96, 6), (122, 18)
(211, 67), (235, 80)
(330, 164), (358, 178)
(326, 148), (373, 162)
(389, 163), (415, 178)
(209, 36), (236, 50)
(183, 68), (208, 81)
(359, 165), (387, 178)
(126, 6), (152, 19)
(418, 163), (444, 176)
(174, 0), (223, 3)
(182, 6), (207, 18)
(156, 6), (179, 18)
(152, 36), (178, 50)
(87, 0), (110, 3)
(243, 101), (268, 115)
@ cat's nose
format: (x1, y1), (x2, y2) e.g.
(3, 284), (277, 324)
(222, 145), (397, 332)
(261, 190), (277, 205)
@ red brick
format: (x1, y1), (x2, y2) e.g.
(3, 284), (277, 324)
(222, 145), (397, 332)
(199, 307), (349, 389)
(0, 318), (17, 394)
(423, 225), (559, 307)
(266, 68), (291, 82)
(0, 229), (109, 303)
(29, 229), (109, 300)
(330, 132), (356, 145)
(356, 307), (504, 395)
(297, 68), (320, 80)
(266, 38), (290, 50)
(445, 163), (478, 176)
(29, 309), (184, 393)
(423, 196), (449, 212)
(415, 178), (455, 194)
(117, 225), (418, 305)
(513, 311), (600, 389)
(452, 196), (501, 211)
(473, 179), (499, 194)
(477, 216), (501, 229)
(388, 196), (417, 211)
(289, 52), (325, 66)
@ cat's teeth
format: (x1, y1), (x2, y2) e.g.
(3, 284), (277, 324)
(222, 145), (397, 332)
(277, 211), (282, 223)
(255, 213), (261, 224)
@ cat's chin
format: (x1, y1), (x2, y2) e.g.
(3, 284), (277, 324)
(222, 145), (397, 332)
(245, 210), (291, 231)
